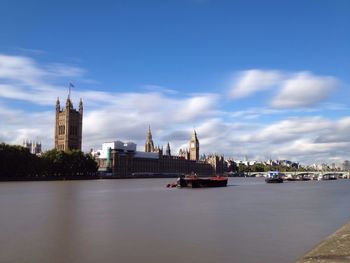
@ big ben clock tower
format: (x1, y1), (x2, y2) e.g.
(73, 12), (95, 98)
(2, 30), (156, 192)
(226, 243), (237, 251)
(189, 130), (199, 161)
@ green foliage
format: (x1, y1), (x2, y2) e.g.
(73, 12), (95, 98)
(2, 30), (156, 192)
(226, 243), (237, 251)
(0, 143), (41, 178)
(250, 163), (265, 172)
(0, 143), (98, 180)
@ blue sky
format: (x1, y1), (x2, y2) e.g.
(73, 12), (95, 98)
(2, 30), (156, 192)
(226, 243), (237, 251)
(0, 0), (350, 164)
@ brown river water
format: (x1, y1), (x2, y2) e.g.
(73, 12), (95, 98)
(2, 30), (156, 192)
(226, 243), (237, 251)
(1, 178), (350, 263)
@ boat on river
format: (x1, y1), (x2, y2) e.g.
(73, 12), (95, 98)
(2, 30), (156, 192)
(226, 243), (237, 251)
(176, 174), (228, 188)
(265, 171), (283, 183)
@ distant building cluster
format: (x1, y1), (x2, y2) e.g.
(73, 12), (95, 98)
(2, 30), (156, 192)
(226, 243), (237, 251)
(342, 160), (350, 171)
(22, 140), (42, 155)
(307, 162), (349, 171)
(232, 159), (350, 172)
(234, 159), (300, 169)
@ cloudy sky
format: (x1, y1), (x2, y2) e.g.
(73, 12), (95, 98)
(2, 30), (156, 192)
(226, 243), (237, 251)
(0, 0), (349, 164)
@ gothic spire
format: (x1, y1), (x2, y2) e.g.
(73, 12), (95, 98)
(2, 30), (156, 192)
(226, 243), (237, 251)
(166, 142), (171, 156)
(191, 129), (198, 142)
(145, 125), (155, 152)
(79, 98), (83, 113)
(56, 97), (60, 111)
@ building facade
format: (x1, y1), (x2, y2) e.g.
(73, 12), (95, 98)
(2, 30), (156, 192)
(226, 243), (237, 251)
(96, 127), (225, 177)
(54, 96), (83, 151)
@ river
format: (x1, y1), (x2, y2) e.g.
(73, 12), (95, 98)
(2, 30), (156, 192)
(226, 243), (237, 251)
(0, 178), (349, 263)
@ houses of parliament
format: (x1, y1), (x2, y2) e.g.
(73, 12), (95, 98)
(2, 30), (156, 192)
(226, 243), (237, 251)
(53, 94), (225, 177)
(97, 126), (225, 177)
(54, 95), (83, 151)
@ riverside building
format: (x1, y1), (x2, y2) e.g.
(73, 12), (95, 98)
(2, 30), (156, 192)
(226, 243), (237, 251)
(96, 127), (225, 177)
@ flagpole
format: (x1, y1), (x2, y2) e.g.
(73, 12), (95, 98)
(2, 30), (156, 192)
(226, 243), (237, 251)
(68, 82), (74, 99)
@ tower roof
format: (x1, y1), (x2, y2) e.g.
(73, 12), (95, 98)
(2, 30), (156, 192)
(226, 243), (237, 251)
(147, 125), (153, 140)
(191, 129), (199, 142)
(66, 96), (73, 109)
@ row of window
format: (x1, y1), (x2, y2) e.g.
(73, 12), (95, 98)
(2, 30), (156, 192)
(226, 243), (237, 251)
(56, 144), (79, 150)
(58, 125), (65, 135)
(70, 125), (78, 136)
(57, 144), (65, 150)
(58, 125), (79, 136)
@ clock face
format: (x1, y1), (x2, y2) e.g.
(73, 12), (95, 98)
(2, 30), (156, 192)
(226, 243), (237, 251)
(191, 142), (195, 148)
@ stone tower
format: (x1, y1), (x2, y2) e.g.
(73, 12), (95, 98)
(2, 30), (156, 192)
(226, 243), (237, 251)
(144, 125), (155, 152)
(189, 130), (199, 161)
(54, 96), (83, 151)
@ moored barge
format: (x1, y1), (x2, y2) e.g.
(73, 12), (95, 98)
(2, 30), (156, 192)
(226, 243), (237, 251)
(177, 175), (228, 188)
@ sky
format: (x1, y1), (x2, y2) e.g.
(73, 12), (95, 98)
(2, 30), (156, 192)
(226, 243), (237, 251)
(0, 0), (350, 165)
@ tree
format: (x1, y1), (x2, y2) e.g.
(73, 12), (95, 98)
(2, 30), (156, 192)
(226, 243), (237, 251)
(0, 143), (98, 180)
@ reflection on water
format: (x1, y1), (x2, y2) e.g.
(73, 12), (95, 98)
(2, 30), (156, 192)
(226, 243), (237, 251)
(1, 178), (350, 263)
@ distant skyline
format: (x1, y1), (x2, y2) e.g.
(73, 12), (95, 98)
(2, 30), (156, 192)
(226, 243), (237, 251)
(0, 0), (350, 164)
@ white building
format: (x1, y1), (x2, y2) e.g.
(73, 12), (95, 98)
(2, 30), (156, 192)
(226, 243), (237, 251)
(23, 140), (42, 154)
(95, 140), (159, 160)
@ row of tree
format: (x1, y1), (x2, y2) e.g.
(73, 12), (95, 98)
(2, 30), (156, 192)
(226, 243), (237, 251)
(0, 143), (98, 180)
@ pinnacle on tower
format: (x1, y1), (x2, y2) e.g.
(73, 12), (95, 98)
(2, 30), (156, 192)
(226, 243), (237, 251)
(147, 125), (152, 138)
(79, 98), (83, 113)
(56, 97), (60, 110)
(145, 125), (155, 152)
(166, 142), (171, 156)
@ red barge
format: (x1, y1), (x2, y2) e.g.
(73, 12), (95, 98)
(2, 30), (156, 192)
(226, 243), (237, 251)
(176, 174), (228, 188)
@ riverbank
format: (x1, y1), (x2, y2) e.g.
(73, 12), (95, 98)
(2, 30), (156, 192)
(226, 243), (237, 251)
(295, 220), (350, 263)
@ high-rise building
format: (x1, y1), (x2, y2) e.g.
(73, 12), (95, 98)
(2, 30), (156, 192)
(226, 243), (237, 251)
(189, 130), (199, 161)
(54, 96), (83, 151)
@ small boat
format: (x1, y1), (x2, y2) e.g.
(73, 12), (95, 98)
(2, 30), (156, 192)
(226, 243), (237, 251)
(319, 174), (338, 180)
(177, 174), (228, 188)
(265, 171), (283, 183)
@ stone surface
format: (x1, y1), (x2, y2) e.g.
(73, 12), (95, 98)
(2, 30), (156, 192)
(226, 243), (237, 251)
(295, 221), (350, 263)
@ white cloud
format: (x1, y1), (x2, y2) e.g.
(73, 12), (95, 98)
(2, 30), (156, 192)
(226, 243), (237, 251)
(272, 72), (337, 108)
(229, 69), (282, 99)
(0, 53), (86, 105)
(0, 107), (53, 149)
(0, 53), (349, 165)
(0, 54), (45, 86)
(229, 69), (339, 109)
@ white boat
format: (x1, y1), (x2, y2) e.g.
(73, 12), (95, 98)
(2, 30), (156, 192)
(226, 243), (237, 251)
(265, 171), (283, 183)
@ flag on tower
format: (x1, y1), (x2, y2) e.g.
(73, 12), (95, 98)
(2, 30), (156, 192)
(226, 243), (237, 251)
(68, 82), (74, 98)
